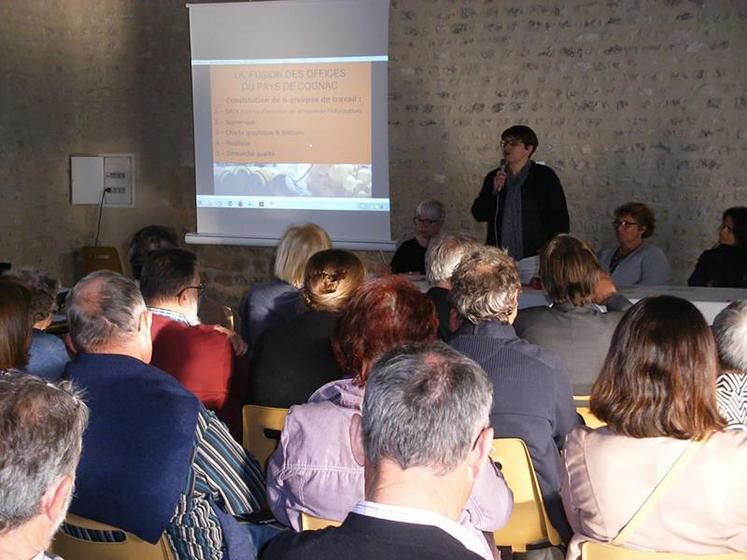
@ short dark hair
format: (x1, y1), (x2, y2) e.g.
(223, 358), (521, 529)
(591, 296), (725, 439)
(128, 225), (179, 280)
(723, 207), (747, 248)
(501, 125), (539, 156)
(0, 276), (32, 369)
(140, 248), (199, 304)
(0, 372), (88, 533)
(331, 276), (438, 385)
(540, 235), (602, 306)
(614, 202), (656, 238)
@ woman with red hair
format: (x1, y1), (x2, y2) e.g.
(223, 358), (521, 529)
(266, 276), (513, 552)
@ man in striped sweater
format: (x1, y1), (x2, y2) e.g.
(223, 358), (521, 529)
(62, 270), (268, 559)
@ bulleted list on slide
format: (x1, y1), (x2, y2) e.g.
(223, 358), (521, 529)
(209, 62), (372, 198)
(211, 63), (370, 162)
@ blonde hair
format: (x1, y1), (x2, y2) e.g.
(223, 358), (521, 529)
(302, 250), (366, 313)
(274, 224), (332, 288)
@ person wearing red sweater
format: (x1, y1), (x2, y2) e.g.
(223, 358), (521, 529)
(140, 248), (248, 441)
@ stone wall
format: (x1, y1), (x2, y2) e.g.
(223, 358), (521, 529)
(2, 0), (745, 314)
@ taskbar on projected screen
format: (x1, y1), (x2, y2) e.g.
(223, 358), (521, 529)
(197, 195), (390, 212)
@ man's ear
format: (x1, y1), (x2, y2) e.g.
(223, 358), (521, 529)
(64, 333), (78, 357)
(42, 474), (73, 524)
(349, 413), (366, 467)
(177, 289), (191, 309)
(139, 309), (152, 332)
(471, 427), (494, 479)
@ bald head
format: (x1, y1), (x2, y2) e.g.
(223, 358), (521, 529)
(67, 271), (149, 358)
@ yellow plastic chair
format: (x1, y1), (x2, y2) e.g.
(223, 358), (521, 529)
(242, 405), (289, 470)
(574, 395), (606, 429)
(51, 513), (173, 560)
(581, 542), (747, 560)
(301, 512), (342, 531)
(489, 438), (561, 552)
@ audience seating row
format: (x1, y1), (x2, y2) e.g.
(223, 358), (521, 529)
(50, 407), (740, 560)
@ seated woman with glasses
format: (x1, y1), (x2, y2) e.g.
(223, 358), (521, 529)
(561, 296), (747, 558)
(389, 199), (445, 275)
(688, 206), (747, 288)
(598, 202), (669, 286)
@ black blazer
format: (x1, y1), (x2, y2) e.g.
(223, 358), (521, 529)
(471, 161), (569, 258)
(247, 310), (343, 408)
(260, 512), (485, 560)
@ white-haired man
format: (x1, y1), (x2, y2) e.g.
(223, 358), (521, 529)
(0, 372), (88, 560)
(425, 233), (480, 340)
(713, 300), (747, 430)
(262, 343), (501, 560)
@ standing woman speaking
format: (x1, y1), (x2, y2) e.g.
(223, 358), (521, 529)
(472, 125), (569, 280)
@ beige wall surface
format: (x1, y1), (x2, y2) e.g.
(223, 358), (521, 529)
(1, 0), (746, 311)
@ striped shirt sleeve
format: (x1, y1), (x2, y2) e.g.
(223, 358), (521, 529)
(192, 408), (267, 515)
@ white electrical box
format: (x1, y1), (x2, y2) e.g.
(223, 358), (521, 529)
(70, 154), (135, 207)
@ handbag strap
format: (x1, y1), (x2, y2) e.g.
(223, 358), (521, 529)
(610, 433), (711, 546)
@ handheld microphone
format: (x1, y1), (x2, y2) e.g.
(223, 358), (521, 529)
(493, 159), (507, 196)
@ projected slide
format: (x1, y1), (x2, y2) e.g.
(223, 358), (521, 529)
(212, 62), (373, 199)
(188, 0), (392, 246)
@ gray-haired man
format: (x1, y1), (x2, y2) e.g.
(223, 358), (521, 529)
(0, 372), (89, 560)
(262, 342), (504, 560)
(448, 245), (579, 542)
(62, 270), (269, 559)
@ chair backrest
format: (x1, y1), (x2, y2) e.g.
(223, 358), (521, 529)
(301, 512), (342, 531)
(581, 542), (747, 560)
(80, 246), (123, 276)
(489, 438), (561, 552)
(577, 407), (606, 428)
(574, 395), (606, 429)
(51, 513), (173, 560)
(242, 404), (289, 470)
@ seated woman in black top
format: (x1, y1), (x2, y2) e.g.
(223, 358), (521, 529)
(246, 249), (366, 408)
(390, 200), (445, 274)
(689, 206), (747, 288)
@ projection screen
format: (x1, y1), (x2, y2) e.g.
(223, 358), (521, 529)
(186, 0), (393, 250)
